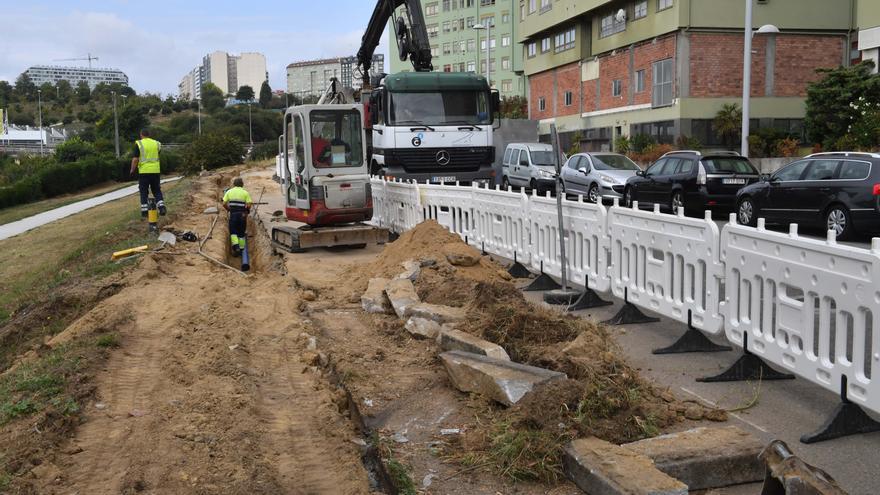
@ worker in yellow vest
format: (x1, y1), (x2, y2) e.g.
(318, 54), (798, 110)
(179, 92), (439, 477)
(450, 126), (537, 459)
(222, 177), (253, 256)
(130, 129), (166, 218)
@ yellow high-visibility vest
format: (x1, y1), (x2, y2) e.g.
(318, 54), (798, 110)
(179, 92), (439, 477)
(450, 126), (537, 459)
(136, 138), (161, 174)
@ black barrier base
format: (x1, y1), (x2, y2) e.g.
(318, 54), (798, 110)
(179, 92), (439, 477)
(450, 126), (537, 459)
(524, 273), (561, 292)
(508, 261), (532, 279)
(653, 325), (732, 355)
(697, 352), (795, 382)
(567, 288), (613, 311)
(800, 401), (880, 444)
(543, 288), (582, 305)
(602, 301), (660, 325)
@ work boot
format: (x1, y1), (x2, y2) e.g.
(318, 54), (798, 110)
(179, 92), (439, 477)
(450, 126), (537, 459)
(158, 205), (167, 216)
(232, 245), (241, 257)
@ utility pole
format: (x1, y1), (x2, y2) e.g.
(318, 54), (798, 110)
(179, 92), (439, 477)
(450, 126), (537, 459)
(741, 0), (752, 157)
(197, 98), (202, 135)
(248, 101), (253, 146)
(37, 89), (43, 156)
(112, 91), (120, 158)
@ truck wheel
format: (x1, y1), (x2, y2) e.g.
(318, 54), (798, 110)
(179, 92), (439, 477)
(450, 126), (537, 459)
(502, 176), (510, 190)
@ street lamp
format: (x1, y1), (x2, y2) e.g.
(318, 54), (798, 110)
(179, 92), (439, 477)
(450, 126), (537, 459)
(37, 89), (43, 156)
(197, 98), (202, 135)
(247, 100), (253, 146)
(473, 22), (492, 85)
(112, 91), (120, 158)
(741, 0), (780, 156)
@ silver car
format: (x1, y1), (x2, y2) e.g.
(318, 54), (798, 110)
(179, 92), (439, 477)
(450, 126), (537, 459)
(560, 152), (641, 203)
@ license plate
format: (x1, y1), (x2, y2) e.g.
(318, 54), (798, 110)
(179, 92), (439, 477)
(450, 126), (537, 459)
(722, 178), (746, 185)
(431, 176), (457, 184)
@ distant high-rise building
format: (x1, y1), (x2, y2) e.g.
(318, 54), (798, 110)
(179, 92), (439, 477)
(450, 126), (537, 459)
(178, 51), (267, 101)
(25, 65), (128, 90)
(285, 54), (384, 98)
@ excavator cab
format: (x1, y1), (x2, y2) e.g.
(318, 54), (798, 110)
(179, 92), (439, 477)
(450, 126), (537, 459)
(273, 104), (387, 252)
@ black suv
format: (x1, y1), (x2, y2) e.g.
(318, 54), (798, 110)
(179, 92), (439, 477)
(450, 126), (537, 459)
(623, 151), (760, 216)
(736, 152), (880, 239)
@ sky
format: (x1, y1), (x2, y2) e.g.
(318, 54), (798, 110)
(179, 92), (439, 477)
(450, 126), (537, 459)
(0, 0), (391, 96)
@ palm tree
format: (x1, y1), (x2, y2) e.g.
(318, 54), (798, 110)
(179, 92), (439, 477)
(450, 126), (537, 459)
(714, 103), (742, 149)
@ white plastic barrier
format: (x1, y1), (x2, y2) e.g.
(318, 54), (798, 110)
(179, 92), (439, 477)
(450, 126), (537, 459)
(378, 179), (422, 233)
(722, 218), (880, 413)
(368, 178), (385, 227)
(418, 182), (476, 240)
(607, 203), (724, 334)
(471, 187), (531, 264)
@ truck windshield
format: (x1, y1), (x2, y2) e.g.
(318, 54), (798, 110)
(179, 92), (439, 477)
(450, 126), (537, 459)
(310, 109), (363, 168)
(593, 154), (640, 171)
(529, 151), (556, 166)
(389, 91), (490, 126)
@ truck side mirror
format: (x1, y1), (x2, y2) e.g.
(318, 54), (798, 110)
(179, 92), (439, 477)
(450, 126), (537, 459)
(490, 90), (501, 116)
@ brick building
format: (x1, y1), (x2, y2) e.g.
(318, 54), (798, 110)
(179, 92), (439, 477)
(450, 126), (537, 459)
(519, 0), (858, 151)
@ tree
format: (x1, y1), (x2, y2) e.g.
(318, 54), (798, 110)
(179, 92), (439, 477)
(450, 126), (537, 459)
(76, 81), (91, 104)
(56, 80), (73, 103)
(0, 81), (12, 105)
(14, 73), (36, 100)
(805, 61), (880, 150)
(259, 81), (272, 108)
(39, 82), (55, 101)
(714, 103), (742, 149)
(236, 85), (255, 102)
(499, 95), (527, 119)
(201, 83), (226, 113)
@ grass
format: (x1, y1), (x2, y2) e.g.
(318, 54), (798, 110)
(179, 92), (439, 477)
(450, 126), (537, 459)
(95, 332), (120, 348)
(0, 180), (133, 226)
(379, 438), (417, 495)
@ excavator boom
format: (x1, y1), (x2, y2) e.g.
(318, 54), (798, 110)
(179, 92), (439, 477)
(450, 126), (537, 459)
(356, 0), (433, 88)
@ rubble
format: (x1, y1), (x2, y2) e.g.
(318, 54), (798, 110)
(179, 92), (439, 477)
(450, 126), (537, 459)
(440, 350), (565, 406)
(442, 243), (481, 266)
(406, 302), (466, 323)
(404, 317), (443, 340)
(384, 278), (420, 318)
(394, 260), (421, 281)
(361, 277), (391, 314)
(437, 328), (510, 360)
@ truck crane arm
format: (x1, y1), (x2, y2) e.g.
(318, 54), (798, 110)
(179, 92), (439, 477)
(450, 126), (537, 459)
(356, 0), (433, 89)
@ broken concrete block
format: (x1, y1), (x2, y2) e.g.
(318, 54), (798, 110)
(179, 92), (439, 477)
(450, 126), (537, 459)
(362, 278), (391, 314)
(622, 426), (764, 490)
(385, 278), (420, 318)
(203, 206), (219, 214)
(442, 243), (481, 266)
(394, 260), (421, 281)
(563, 437), (688, 495)
(440, 350), (565, 406)
(405, 317), (442, 339)
(406, 303), (466, 323)
(438, 329), (510, 360)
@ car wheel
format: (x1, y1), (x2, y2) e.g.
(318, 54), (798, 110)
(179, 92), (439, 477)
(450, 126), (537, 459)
(502, 176), (510, 190)
(588, 183), (600, 204)
(826, 205), (853, 240)
(671, 192), (684, 215)
(623, 187), (633, 208)
(737, 197), (758, 227)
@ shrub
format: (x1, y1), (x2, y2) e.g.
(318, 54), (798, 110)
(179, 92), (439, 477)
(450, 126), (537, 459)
(675, 134), (702, 151)
(37, 155), (119, 197)
(160, 150), (183, 174)
(629, 134), (656, 154)
(0, 176), (43, 209)
(55, 137), (98, 163)
(182, 133), (243, 173)
(614, 135), (630, 154)
(249, 141), (278, 161)
(628, 143), (674, 165)
(775, 137), (800, 157)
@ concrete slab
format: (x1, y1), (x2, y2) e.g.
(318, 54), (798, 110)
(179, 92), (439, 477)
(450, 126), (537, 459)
(563, 437), (688, 495)
(622, 426), (764, 491)
(394, 260), (421, 281)
(407, 303), (466, 323)
(437, 329), (510, 361)
(362, 278), (392, 314)
(405, 317), (442, 340)
(440, 350), (565, 406)
(385, 278), (420, 318)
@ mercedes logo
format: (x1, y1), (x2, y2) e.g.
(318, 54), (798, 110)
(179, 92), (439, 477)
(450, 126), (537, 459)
(436, 150), (450, 165)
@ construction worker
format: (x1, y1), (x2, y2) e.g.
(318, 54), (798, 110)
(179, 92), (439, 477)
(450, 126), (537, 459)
(222, 177), (253, 256)
(130, 129), (166, 217)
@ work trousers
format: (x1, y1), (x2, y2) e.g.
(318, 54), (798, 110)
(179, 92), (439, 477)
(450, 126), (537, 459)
(229, 211), (247, 249)
(138, 173), (164, 212)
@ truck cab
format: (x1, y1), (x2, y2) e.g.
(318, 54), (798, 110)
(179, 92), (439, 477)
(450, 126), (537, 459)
(366, 71), (500, 185)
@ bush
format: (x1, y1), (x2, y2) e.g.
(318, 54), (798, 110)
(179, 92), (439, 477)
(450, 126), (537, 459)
(628, 143), (675, 164)
(629, 134), (656, 154)
(160, 150), (183, 174)
(613, 135), (630, 154)
(55, 137), (98, 163)
(0, 176), (43, 209)
(675, 134), (702, 151)
(182, 133), (243, 173)
(37, 155), (119, 197)
(775, 137), (800, 157)
(249, 141), (278, 161)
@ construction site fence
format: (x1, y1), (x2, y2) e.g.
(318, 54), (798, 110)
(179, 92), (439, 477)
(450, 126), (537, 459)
(368, 177), (880, 418)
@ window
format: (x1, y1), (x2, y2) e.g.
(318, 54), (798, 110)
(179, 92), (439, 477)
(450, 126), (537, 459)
(519, 149), (530, 166)
(503, 148), (513, 164)
(839, 160), (871, 180)
(501, 56), (510, 70)
(467, 16), (475, 28)
(502, 80), (512, 92)
(652, 58), (673, 107)
(431, 45), (440, 57)
(645, 159), (666, 175)
(540, 0), (551, 12)
(676, 160), (694, 174)
(443, 21), (451, 33)
(457, 18), (465, 30)
(502, 13), (510, 23)
(490, 58), (496, 72)
(483, 16), (495, 27)
(527, 42), (537, 57)
(702, 158), (758, 174)
(564, 91), (573, 106)
(442, 0), (451, 10)
(803, 160), (841, 181)
(426, 2), (439, 15)
(773, 161), (808, 181)
(502, 35), (511, 47)
(554, 27), (576, 52)
(600, 13), (626, 37)
(634, 1), (648, 18)
(612, 79), (622, 97)
(428, 24), (439, 37)
(480, 0), (495, 5)
(481, 38), (496, 50)
(631, 120), (675, 144)
(529, 0), (537, 14)
(541, 37), (551, 53)
(538, 97), (546, 111)
(658, 0), (672, 10)
(443, 43), (451, 55)
(480, 60), (486, 73)
(309, 109), (363, 169)
(459, 40), (467, 53)
(467, 39), (476, 52)
(467, 61), (476, 72)
(443, 64), (452, 72)
(634, 69), (645, 92)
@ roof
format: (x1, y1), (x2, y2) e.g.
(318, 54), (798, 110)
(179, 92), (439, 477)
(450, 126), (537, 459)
(382, 71), (489, 92)
(507, 142), (553, 151)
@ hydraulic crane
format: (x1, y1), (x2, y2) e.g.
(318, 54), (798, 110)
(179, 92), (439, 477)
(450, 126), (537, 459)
(53, 53), (100, 68)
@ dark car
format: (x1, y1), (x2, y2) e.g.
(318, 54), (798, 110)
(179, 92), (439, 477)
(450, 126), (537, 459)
(735, 152), (880, 239)
(623, 151), (760, 216)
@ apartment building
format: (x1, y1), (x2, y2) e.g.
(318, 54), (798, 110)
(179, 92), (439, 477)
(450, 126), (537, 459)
(520, 0), (855, 150)
(25, 66), (128, 90)
(286, 54), (385, 98)
(178, 51), (268, 101)
(857, 0), (880, 72)
(388, 0), (527, 98)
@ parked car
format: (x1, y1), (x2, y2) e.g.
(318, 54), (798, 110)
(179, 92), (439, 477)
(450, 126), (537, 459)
(501, 143), (558, 194)
(623, 150), (760, 216)
(736, 152), (880, 239)
(560, 152), (641, 203)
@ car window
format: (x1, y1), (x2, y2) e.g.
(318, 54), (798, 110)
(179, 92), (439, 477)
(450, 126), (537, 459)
(503, 148), (513, 165)
(676, 159), (694, 174)
(658, 158), (681, 175)
(519, 150), (529, 166)
(702, 158), (758, 174)
(772, 160), (808, 181)
(646, 159), (666, 175)
(568, 156), (583, 170)
(802, 160), (840, 181)
(838, 160), (871, 180)
(592, 154), (640, 171)
(530, 150), (556, 166)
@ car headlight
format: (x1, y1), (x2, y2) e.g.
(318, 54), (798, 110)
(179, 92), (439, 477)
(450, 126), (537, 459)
(538, 169), (555, 178)
(597, 173), (618, 184)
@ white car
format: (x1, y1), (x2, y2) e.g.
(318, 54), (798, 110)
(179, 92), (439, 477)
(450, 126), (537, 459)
(560, 152), (641, 202)
(500, 143), (558, 194)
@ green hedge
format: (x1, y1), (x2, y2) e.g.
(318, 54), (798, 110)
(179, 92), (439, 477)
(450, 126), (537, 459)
(0, 155), (122, 210)
(0, 176), (43, 209)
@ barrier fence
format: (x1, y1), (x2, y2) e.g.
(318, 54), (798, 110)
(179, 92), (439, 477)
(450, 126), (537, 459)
(369, 177), (880, 441)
